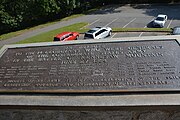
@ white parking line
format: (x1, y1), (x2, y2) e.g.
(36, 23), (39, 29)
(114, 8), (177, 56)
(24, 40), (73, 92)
(89, 19), (101, 26)
(111, 33), (117, 38)
(104, 18), (118, 27)
(139, 32), (144, 37)
(81, 19), (100, 29)
(167, 18), (173, 28)
(139, 17), (154, 37)
(139, 26), (147, 37)
(150, 17), (156, 22)
(123, 18), (136, 28)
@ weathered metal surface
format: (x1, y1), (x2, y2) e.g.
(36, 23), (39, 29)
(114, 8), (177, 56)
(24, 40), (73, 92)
(0, 40), (179, 93)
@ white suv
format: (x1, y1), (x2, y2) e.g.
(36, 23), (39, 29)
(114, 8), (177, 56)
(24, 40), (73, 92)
(84, 27), (112, 39)
(153, 14), (168, 28)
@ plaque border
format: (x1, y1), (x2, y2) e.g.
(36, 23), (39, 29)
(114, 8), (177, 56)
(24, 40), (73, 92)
(0, 38), (179, 93)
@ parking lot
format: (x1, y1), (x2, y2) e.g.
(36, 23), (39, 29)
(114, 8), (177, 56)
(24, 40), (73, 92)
(86, 4), (180, 28)
(1, 4), (180, 47)
(78, 4), (180, 38)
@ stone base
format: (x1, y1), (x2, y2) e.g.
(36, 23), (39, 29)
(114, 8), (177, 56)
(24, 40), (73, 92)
(0, 93), (180, 120)
(1, 106), (180, 120)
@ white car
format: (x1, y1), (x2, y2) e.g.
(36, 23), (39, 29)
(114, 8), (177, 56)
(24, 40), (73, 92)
(153, 14), (168, 28)
(84, 27), (112, 39)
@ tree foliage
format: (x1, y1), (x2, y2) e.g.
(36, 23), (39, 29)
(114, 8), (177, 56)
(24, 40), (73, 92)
(0, 0), (62, 34)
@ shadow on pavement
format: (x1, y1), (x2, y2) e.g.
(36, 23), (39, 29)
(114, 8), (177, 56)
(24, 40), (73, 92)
(88, 4), (125, 15)
(147, 21), (154, 28)
(130, 4), (180, 20)
(89, 4), (180, 20)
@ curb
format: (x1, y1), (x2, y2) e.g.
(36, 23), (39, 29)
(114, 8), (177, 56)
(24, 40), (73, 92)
(112, 30), (171, 33)
(80, 31), (171, 34)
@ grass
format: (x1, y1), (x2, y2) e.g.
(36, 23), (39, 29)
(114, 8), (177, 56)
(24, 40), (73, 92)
(0, 29), (31, 41)
(16, 22), (88, 44)
(58, 14), (83, 21)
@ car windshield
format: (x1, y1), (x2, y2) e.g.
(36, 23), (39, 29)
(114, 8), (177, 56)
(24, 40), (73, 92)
(84, 33), (94, 38)
(54, 37), (60, 41)
(61, 36), (65, 41)
(87, 30), (96, 33)
(156, 17), (164, 21)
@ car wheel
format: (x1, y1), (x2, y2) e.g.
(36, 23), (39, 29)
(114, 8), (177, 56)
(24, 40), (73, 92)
(108, 31), (112, 36)
(75, 36), (79, 40)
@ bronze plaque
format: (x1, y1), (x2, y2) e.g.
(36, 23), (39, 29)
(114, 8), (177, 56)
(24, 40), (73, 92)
(0, 39), (180, 93)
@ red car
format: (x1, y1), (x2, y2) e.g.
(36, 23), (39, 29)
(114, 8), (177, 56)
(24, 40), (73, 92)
(54, 32), (80, 41)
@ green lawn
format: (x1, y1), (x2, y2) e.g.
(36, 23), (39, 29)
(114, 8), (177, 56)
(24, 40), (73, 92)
(16, 22), (88, 44)
(0, 29), (30, 41)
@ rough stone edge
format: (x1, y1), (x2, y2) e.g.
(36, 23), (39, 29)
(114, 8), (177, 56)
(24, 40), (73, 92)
(0, 35), (180, 51)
